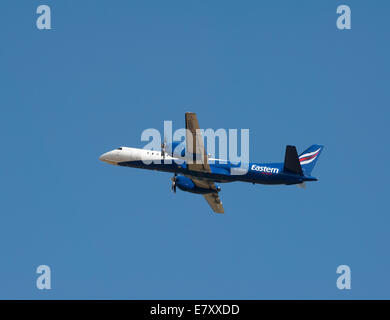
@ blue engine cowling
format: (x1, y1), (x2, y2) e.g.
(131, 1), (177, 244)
(175, 176), (218, 194)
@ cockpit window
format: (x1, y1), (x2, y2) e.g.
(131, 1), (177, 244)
(117, 147), (122, 150)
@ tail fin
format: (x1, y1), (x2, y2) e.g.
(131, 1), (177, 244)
(284, 145), (303, 175)
(298, 145), (324, 176)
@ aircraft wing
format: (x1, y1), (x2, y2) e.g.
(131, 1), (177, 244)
(188, 176), (224, 214)
(185, 112), (211, 173)
(184, 113), (224, 213)
(203, 193), (224, 214)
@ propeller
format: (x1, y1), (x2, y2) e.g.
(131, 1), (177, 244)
(171, 173), (177, 193)
(161, 136), (167, 159)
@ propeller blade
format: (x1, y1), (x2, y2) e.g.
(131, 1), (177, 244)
(171, 173), (177, 193)
(161, 136), (168, 159)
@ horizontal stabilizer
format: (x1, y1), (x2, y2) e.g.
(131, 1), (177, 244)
(284, 145), (303, 176)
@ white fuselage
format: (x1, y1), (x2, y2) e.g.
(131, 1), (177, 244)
(99, 146), (221, 166)
(99, 147), (179, 165)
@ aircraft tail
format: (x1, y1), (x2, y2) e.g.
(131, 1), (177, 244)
(298, 145), (324, 176)
(283, 145), (303, 175)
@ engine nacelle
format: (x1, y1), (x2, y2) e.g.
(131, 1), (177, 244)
(175, 176), (217, 194)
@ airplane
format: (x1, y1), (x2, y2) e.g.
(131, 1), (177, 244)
(99, 112), (324, 213)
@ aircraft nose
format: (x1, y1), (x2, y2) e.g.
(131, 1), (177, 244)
(99, 150), (118, 164)
(99, 152), (109, 162)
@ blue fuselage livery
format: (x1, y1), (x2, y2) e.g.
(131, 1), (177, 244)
(112, 156), (316, 185)
(99, 112), (324, 213)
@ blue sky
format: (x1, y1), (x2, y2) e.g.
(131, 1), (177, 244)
(0, 1), (389, 299)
